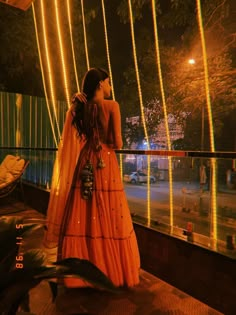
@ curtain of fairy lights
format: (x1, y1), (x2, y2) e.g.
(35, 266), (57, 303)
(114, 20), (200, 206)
(54, 0), (71, 108)
(39, 0), (61, 141)
(0, 93), (3, 146)
(101, 0), (115, 100)
(29, 96), (32, 147)
(81, 0), (90, 70)
(196, 0), (217, 247)
(101, 0), (124, 177)
(151, 0), (174, 231)
(34, 97), (37, 146)
(67, 0), (80, 92)
(128, 0), (151, 225)
(32, 2), (60, 147)
(32, 0), (92, 145)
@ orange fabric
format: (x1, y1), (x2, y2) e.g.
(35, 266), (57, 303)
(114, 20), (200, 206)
(47, 100), (140, 287)
(44, 108), (82, 248)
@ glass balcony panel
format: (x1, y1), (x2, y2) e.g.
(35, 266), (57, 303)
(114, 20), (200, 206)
(1, 148), (236, 259)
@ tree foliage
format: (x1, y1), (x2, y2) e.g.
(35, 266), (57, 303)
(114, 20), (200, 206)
(0, 3), (40, 94)
(0, 1), (98, 98)
(118, 0), (236, 150)
(0, 0), (235, 150)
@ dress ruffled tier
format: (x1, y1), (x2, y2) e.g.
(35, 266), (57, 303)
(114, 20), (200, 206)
(58, 143), (140, 288)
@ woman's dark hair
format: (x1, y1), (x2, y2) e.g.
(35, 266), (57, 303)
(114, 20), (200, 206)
(71, 68), (109, 139)
(82, 67), (109, 101)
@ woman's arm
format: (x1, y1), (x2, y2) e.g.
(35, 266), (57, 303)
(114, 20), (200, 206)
(110, 101), (123, 149)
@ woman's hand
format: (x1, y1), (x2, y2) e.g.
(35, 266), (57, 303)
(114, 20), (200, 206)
(74, 92), (87, 104)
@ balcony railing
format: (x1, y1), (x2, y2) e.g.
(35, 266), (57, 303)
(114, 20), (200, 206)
(1, 147), (236, 259)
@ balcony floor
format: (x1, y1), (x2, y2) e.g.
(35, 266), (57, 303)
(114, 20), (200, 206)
(0, 201), (223, 315)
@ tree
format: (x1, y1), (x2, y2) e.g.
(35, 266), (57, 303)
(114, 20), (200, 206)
(1, 0), (236, 150)
(0, 3), (42, 95)
(117, 0), (236, 150)
(124, 98), (162, 148)
(0, 1), (99, 98)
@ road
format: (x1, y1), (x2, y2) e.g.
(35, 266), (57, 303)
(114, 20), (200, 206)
(123, 181), (236, 243)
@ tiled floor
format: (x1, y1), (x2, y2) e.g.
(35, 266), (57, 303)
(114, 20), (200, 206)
(0, 201), (223, 315)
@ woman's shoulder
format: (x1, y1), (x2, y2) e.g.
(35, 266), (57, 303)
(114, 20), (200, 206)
(104, 99), (119, 110)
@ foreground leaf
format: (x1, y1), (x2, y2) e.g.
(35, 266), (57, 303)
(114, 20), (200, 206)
(38, 257), (119, 292)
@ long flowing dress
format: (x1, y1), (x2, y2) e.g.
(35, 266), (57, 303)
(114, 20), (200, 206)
(45, 99), (140, 288)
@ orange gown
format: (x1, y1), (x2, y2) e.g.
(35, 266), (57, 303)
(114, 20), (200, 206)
(46, 100), (140, 288)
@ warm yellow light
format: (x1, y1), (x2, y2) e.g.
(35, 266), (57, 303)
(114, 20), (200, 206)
(32, 2), (59, 146)
(188, 58), (196, 65)
(0, 93), (3, 145)
(196, 1), (214, 151)
(151, 0), (171, 151)
(211, 158), (218, 248)
(101, 0), (115, 100)
(67, 0), (80, 92)
(55, 0), (71, 108)
(127, 0), (149, 150)
(40, 0), (61, 143)
(81, 0), (90, 70)
(196, 0), (217, 246)
(29, 96), (32, 147)
(101, 0), (123, 177)
(128, 0), (150, 226)
(151, 0), (173, 231)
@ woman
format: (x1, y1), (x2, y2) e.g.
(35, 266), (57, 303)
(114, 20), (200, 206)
(45, 68), (140, 288)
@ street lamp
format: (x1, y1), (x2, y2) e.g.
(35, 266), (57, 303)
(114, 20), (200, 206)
(188, 58), (196, 65)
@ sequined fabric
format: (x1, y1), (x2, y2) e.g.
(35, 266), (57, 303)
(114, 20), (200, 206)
(46, 99), (140, 288)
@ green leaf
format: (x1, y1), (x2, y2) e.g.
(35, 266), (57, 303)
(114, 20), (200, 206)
(38, 258), (120, 292)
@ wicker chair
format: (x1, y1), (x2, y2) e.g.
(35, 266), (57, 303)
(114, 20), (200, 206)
(0, 155), (29, 200)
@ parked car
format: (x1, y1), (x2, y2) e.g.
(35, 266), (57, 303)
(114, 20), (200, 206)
(123, 171), (156, 184)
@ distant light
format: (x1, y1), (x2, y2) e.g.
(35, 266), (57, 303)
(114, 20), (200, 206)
(188, 59), (196, 65)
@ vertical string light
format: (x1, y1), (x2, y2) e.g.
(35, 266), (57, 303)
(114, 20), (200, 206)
(127, 0), (149, 149)
(55, 0), (71, 108)
(34, 97), (38, 147)
(39, 0), (61, 141)
(196, 0), (215, 152)
(101, 0), (115, 100)
(0, 92), (4, 146)
(81, 0), (90, 70)
(7, 93), (11, 147)
(0, 93), (4, 145)
(101, 0), (124, 177)
(128, 0), (151, 226)
(13, 94), (15, 147)
(40, 98), (43, 147)
(32, 2), (60, 147)
(29, 96), (32, 147)
(196, 0), (217, 248)
(151, 0), (173, 231)
(66, 0), (80, 92)
(15, 94), (22, 147)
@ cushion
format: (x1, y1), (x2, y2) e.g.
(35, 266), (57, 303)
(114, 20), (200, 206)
(0, 155), (25, 182)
